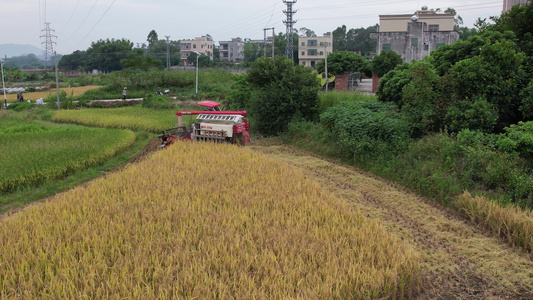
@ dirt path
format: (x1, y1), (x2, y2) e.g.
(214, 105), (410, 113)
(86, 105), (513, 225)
(251, 142), (533, 299)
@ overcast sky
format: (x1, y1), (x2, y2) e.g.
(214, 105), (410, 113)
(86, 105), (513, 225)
(2, 0), (503, 54)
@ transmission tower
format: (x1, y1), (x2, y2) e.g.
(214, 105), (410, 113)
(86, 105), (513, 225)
(283, 0), (297, 61)
(165, 36), (171, 70)
(40, 23), (57, 70)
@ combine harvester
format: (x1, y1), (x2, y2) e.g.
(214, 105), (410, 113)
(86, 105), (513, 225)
(159, 101), (251, 147)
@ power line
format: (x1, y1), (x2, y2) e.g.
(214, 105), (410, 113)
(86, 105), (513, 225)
(59, 0), (82, 35)
(69, 0), (118, 52)
(66, 0), (99, 42)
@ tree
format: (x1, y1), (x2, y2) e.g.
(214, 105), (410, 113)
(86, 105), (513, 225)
(147, 30), (158, 47)
(121, 48), (163, 70)
(58, 50), (87, 70)
(371, 50), (403, 77)
(243, 42), (263, 65)
(316, 51), (370, 77)
(245, 57), (320, 135)
(187, 52), (211, 67)
(332, 25), (378, 55)
(299, 27), (316, 37)
(85, 38), (133, 72)
(332, 25), (347, 51)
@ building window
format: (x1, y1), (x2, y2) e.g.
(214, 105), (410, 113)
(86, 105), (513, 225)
(193, 44), (196, 49)
(382, 44), (391, 51)
(301, 51), (305, 56)
(424, 44), (429, 51)
(301, 42), (305, 46)
(320, 51), (324, 55)
(311, 61), (316, 68)
(302, 61), (306, 66)
(308, 49), (318, 56)
(428, 25), (439, 31)
(308, 40), (317, 46)
(411, 38), (418, 47)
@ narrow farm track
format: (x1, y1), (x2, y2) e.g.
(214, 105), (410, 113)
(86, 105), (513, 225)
(251, 142), (533, 299)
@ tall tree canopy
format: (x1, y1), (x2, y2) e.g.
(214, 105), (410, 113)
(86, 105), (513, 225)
(316, 51), (370, 76)
(85, 38), (133, 72)
(332, 25), (378, 56)
(147, 30), (158, 47)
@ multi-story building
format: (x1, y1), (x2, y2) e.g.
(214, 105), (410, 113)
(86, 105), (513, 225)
(219, 38), (244, 63)
(180, 36), (213, 66)
(503, 0), (530, 12)
(298, 33), (333, 68)
(371, 7), (459, 63)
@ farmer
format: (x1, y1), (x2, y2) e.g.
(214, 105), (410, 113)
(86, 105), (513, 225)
(122, 87), (127, 100)
(18, 92), (24, 102)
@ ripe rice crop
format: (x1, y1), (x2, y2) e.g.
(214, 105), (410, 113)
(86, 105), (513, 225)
(4, 86), (102, 103)
(52, 106), (182, 133)
(455, 192), (533, 252)
(0, 121), (135, 193)
(0, 141), (419, 299)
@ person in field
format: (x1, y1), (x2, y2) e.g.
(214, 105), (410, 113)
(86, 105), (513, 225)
(122, 87), (127, 100)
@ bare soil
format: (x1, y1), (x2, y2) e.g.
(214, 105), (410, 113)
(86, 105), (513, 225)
(251, 141), (533, 299)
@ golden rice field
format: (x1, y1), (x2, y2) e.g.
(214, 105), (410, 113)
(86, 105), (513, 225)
(0, 119), (136, 193)
(52, 106), (185, 133)
(4, 86), (102, 103)
(0, 141), (419, 299)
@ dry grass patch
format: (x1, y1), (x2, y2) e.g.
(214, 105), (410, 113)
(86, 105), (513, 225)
(5, 86), (102, 102)
(0, 141), (419, 299)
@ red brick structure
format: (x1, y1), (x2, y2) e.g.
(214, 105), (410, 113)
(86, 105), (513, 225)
(372, 73), (380, 92)
(334, 74), (349, 91)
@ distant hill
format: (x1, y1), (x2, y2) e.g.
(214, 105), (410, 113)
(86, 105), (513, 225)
(0, 44), (44, 59)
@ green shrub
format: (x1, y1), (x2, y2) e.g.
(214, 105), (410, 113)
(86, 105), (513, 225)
(496, 121), (533, 159)
(320, 99), (411, 164)
(141, 93), (172, 109)
(6, 102), (34, 111)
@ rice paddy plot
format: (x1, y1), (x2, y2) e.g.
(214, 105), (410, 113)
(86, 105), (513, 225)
(0, 141), (419, 299)
(0, 116), (136, 193)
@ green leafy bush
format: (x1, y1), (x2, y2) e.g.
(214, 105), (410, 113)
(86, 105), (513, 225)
(6, 102), (34, 111)
(497, 121), (533, 159)
(320, 99), (411, 163)
(141, 93), (172, 109)
(444, 96), (498, 133)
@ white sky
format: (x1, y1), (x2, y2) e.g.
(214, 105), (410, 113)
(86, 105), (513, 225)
(1, 0), (503, 54)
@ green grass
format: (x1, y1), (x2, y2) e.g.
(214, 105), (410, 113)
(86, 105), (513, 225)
(0, 128), (152, 215)
(0, 117), (136, 194)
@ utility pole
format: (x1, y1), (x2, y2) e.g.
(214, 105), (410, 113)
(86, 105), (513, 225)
(54, 52), (60, 109)
(40, 23), (57, 70)
(165, 36), (171, 70)
(283, 0), (297, 61)
(324, 42), (329, 92)
(263, 27), (275, 58)
(1, 61), (6, 109)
